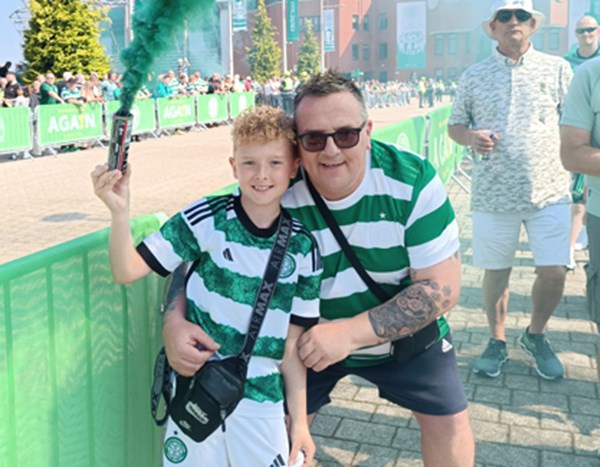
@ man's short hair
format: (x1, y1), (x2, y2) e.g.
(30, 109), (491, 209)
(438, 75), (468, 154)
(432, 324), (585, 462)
(231, 106), (296, 155)
(293, 69), (367, 122)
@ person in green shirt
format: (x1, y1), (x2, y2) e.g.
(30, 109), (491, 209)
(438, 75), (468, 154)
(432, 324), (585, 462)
(40, 73), (64, 105)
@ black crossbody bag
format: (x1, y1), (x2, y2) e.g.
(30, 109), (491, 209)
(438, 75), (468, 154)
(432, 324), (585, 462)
(151, 211), (293, 442)
(304, 173), (439, 363)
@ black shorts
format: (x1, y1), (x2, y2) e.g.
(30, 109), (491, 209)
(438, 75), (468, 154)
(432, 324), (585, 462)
(306, 332), (467, 416)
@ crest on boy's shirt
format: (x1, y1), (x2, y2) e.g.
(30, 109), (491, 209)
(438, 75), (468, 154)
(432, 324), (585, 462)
(280, 253), (296, 279)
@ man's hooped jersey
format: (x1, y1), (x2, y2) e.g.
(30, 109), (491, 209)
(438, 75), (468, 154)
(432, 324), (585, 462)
(138, 193), (322, 418)
(281, 139), (459, 366)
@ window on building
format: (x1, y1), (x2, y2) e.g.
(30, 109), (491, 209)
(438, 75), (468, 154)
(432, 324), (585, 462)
(363, 44), (370, 61)
(448, 34), (457, 55)
(352, 15), (359, 31)
(352, 44), (359, 60)
(549, 29), (559, 50)
(435, 68), (443, 79)
(448, 67), (457, 81)
(379, 13), (388, 30)
(379, 43), (388, 60)
(379, 70), (387, 83)
(465, 32), (471, 54)
(435, 34), (444, 55)
(363, 15), (369, 31)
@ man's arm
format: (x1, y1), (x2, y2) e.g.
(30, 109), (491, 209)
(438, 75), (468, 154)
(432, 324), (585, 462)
(298, 250), (461, 372)
(560, 125), (600, 177)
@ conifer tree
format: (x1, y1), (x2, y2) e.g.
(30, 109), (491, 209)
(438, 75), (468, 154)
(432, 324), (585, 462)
(247, 0), (281, 83)
(23, 0), (110, 81)
(296, 19), (321, 78)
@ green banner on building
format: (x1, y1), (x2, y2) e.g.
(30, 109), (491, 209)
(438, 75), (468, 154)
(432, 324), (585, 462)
(427, 105), (466, 185)
(372, 115), (427, 156)
(156, 96), (196, 130)
(197, 94), (229, 124)
(106, 99), (156, 136)
(229, 92), (255, 119)
(37, 103), (104, 147)
(0, 107), (33, 154)
(287, 0), (299, 41)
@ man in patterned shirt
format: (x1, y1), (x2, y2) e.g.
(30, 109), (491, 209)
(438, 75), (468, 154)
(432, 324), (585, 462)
(448, 0), (572, 380)
(164, 70), (475, 466)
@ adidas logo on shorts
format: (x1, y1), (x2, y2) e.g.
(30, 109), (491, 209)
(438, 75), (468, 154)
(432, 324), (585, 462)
(441, 338), (453, 353)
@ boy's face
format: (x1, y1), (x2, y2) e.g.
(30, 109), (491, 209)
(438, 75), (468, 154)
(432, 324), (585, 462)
(230, 138), (299, 214)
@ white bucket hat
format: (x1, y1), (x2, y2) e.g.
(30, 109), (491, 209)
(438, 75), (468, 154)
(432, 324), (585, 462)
(482, 0), (545, 38)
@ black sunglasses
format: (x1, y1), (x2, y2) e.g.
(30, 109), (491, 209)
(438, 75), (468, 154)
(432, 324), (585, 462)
(576, 27), (598, 34)
(297, 121), (367, 152)
(495, 9), (533, 23)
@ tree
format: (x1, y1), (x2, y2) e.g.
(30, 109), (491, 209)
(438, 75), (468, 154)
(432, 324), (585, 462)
(23, 0), (110, 82)
(246, 0), (281, 83)
(295, 19), (321, 78)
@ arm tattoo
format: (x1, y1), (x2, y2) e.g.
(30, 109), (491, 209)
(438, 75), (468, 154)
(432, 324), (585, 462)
(368, 279), (453, 341)
(162, 263), (187, 321)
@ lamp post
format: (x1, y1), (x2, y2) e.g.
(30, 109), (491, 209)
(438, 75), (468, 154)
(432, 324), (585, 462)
(320, 0), (325, 71)
(282, 0), (287, 74)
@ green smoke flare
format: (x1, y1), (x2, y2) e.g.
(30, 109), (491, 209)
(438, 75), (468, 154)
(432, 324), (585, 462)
(118, 0), (214, 114)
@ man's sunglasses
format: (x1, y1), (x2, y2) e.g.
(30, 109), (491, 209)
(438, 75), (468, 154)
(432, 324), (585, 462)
(495, 9), (533, 23)
(297, 121), (366, 152)
(576, 27), (598, 34)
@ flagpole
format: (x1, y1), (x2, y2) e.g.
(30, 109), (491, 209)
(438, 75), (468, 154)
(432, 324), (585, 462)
(282, 0), (287, 73)
(229, 0), (234, 75)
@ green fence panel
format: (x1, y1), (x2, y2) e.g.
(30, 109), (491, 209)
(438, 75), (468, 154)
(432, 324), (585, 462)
(37, 103), (104, 147)
(426, 105), (463, 185)
(156, 96), (196, 130)
(371, 115), (427, 156)
(0, 106), (33, 154)
(197, 94), (229, 124)
(229, 92), (255, 119)
(106, 99), (157, 136)
(0, 213), (168, 467)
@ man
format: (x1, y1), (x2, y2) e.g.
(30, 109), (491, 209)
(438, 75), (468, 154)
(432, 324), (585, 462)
(448, 0), (572, 380)
(39, 73), (64, 105)
(563, 15), (599, 268)
(2, 72), (20, 107)
(162, 70), (474, 466)
(560, 56), (600, 331)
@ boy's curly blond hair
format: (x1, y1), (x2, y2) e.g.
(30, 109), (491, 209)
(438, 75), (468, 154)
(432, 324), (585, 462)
(231, 106), (296, 154)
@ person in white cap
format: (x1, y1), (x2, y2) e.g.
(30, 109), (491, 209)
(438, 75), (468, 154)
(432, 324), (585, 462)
(448, 0), (573, 380)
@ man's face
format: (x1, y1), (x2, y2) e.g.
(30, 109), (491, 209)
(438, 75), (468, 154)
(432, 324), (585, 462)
(295, 92), (372, 201)
(490, 9), (536, 48)
(576, 17), (599, 48)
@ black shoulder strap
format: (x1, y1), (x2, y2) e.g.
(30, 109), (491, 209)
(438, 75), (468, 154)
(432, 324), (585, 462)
(304, 172), (391, 303)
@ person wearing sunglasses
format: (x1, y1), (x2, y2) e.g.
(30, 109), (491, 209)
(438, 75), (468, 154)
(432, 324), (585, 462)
(162, 69), (475, 466)
(449, 0), (573, 381)
(563, 16), (599, 269)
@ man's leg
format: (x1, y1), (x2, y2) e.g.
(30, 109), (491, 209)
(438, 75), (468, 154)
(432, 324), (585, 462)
(482, 268), (512, 340)
(413, 410), (474, 467)
(529, 266), (566, 333)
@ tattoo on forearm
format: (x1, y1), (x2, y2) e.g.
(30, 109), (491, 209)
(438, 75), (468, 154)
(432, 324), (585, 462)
(368, 280), (453, 341)
(162, 264), (186, 320)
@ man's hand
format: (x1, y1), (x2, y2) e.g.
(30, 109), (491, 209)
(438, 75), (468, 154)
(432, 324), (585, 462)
(297, 321), (355, 372)
(471, 130), (498, 155)
(162, 313), (220, 376)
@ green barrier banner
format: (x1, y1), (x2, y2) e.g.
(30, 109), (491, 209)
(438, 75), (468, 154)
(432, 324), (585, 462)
(0, 106), (32, 153)
(37, 103), (104, 146)
(372, 115), (427, 156)
(197, 94), (228, 124)
(106, 99), (156, 136)
(229, 92), (255, 119)
(427, 105), (465, 185)
(156, 96), (196, 129)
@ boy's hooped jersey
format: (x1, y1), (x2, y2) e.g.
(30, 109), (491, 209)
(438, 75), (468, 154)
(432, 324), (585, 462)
(281, 139), (459, 366)
(138, 193), (322, 418)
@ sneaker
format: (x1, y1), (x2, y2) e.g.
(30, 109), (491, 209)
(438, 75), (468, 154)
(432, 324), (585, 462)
(473, 338), (509, 377)
(566, 248), (576, 271)
(519, 328), (564, 379)
(574, 228), (588, 251)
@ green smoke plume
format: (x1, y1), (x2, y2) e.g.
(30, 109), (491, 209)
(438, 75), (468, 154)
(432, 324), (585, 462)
(118, 0), (214, 114)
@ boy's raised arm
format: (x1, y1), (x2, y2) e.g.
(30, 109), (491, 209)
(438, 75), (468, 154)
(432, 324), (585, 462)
(91, 165), (151, 284)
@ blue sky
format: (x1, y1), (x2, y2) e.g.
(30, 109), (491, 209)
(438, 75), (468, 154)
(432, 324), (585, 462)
(1, 0), (25, 64)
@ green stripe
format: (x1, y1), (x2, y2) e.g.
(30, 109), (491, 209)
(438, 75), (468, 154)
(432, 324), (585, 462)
(321, 246), (409, 280)
(405, 198), (456, 246)
(245, 372), (284, 403)
(161, 213), (201, 261)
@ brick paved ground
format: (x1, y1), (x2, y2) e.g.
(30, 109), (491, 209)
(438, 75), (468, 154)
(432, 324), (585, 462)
(1, 98), (598, 466)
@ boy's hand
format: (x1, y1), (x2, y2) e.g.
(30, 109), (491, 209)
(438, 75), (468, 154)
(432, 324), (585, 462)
(289, 425), (315, 467)
(91, 163), (131, 214)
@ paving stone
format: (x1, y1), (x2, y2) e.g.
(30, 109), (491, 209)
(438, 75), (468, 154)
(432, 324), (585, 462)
(471, 419), (509, 443)
(573, 431), (600, 456)
(499, 408), (540, 428)
(540, 413), (600, 434)
(330, 382), (360, 400)
(390, 428), (421, 450)
(512, 389), (569, 412)
(352, 444), (400, 467)
(475, 442), (538, 466)
(312, 414), (342, 437)
(320, 400), (377, 422)
(565, 365), (600, 383)
(393, 452), (424, 467)
(371, 405), (412, 427)
(468, 402), (501, 422)
(353, 387), (384, 404)
(569, 395), (600, 417)
(313, 436), (358, 466)
(539, 378), (598, 398)
(473, 385), (512, 405)
(335, 419), (396, 446)
(509, 426), (573, 452)
(541, 450), (600, 467)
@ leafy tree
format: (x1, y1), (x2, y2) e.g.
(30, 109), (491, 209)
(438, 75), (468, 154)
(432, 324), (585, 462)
(23, 0), (110, 82)
(246, 0), (281, 83)
(295, 19), (321, 78)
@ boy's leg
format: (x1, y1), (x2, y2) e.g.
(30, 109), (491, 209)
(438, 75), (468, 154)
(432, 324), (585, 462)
(227, 414), (289, 466)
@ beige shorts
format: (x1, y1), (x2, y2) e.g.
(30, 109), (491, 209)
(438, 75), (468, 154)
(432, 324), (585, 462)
(472, 204), (570, 269)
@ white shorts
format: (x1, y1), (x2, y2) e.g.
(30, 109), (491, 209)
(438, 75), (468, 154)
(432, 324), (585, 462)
(163, 412), (289, 466)
(472, 204), (570, 269)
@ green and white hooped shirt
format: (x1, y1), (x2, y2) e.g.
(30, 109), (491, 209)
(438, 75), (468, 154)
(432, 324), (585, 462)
(281, 139), (458, 367)
(138, 194), (322, 418)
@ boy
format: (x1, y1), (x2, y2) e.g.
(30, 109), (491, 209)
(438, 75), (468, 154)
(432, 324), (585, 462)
(91, 106), (321, 466)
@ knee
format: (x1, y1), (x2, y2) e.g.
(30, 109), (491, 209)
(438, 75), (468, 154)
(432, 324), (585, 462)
(536, 266), (566, 285)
